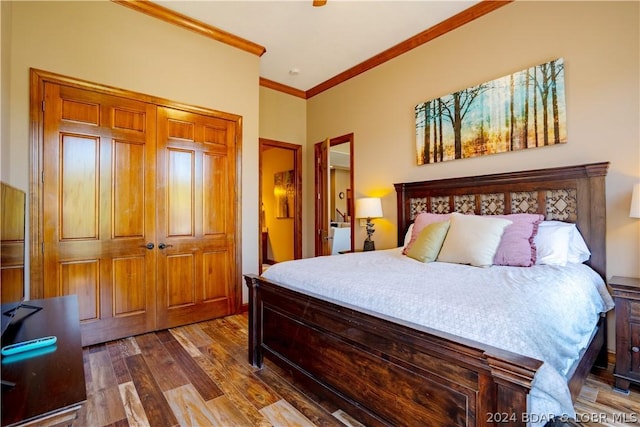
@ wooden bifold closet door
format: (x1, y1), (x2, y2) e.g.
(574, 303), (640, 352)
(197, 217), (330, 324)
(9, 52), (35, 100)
(155, 106), (237, 330)
(41, 82), (237, 345)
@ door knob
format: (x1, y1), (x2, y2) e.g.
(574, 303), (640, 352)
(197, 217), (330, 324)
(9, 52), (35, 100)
(141, 243), (154, 249)
(158, 243), (173, 249)
(632, 346), (639, 353)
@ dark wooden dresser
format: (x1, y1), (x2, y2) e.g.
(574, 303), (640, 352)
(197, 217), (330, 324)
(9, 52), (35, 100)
(1, 295), (86, 426)
(610, 276), (640, 394)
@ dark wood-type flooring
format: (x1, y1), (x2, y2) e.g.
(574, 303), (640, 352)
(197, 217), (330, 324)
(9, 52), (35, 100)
(73, 313), (640, 426)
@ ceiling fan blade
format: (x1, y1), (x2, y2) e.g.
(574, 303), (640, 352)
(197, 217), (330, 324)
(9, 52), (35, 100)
(313, 0), (327, 7)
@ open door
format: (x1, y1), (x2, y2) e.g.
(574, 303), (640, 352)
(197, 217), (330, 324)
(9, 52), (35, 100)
(259, 139), (302, 273)
(314, 138), (330, 256)
(315, 134), (354, 256)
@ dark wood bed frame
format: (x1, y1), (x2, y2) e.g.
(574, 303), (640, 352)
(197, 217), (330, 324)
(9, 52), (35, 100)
(244, 162), (609, 426)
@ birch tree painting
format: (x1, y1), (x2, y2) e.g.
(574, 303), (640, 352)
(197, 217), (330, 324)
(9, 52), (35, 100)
(415, 58), (566, 165)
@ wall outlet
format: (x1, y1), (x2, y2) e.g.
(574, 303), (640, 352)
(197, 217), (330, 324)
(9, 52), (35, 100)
(359, 218), (367, 227)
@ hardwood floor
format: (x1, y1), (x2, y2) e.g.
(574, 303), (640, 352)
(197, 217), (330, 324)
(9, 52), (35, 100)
(574, 365), (640, 426)
(74, 314), (640, 427)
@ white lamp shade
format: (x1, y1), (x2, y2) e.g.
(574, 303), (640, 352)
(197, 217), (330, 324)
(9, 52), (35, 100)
(355, 197), (383, 219)
(630, 183), (640, 218)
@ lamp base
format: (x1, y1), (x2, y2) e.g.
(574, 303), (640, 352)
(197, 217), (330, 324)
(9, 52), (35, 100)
(363, 240), (375, 252)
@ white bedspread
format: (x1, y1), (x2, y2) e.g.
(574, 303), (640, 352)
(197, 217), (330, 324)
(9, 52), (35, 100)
(262, 248), (614, 425)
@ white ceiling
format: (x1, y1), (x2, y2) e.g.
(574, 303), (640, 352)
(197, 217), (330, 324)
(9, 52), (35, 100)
(154, 0), (481, 92)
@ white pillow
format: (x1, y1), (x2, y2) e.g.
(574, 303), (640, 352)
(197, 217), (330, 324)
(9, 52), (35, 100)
(534, 221), (591, 266)
(534, 222), (572, 266)
(437, 213), (512, 267)
(568, 225), (591, 263)
(403, 223), (414, 248)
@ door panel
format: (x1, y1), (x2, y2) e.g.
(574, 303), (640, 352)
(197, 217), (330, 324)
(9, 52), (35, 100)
(43, 83), (157, 345)
(166, 253), (195, 307)
(59, 260), (99, 321)
(156, 107), (236, 329)
(59, 134), (99, 240)
(167, 148), (195, 236)
(112, 256), (147, 315)
(203, 250), (229, 299)
(113, 141), (146, 238)
(203, 153), (227, 235)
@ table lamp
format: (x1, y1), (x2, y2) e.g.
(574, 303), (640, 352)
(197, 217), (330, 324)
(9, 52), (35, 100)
(355, 197), (383, 251)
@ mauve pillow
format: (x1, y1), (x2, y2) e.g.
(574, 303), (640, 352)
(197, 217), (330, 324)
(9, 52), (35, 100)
(403, 212), (451, 254)
(492, 213), (545, 267)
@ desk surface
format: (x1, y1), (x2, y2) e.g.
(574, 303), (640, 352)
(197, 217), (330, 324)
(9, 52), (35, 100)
(1, 296), (86, 427)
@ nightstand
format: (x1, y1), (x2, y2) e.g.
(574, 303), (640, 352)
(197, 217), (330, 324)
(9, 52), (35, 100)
(609, 276), (640, 394)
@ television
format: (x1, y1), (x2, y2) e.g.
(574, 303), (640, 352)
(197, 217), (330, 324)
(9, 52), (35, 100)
(1, 182), (31, 338)
(1, 303), (41, 340)
(1, 182), (26, 305)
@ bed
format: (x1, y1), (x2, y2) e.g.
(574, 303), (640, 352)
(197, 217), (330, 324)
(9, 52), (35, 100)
(244, 162), (611, 426)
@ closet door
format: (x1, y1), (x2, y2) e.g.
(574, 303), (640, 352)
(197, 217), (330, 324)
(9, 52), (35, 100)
(155, 107), (237, 329)
(42, 83), (157, 345)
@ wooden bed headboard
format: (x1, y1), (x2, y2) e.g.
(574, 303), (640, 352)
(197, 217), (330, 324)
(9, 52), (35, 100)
(394, 162), (609, 278)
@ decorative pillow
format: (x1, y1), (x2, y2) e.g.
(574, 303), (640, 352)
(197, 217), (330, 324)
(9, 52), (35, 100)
(403, 213), (451, 254)
(437, 213), (512, 267)
(406, 220), (450, 263)
(403, 223), (414, 248)
(535, 221), (591, 266)
(492, 214), (544, 267)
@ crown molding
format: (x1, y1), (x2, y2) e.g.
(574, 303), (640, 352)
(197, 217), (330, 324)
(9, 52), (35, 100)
(259, 78), (306, 99)
(113, 0), (266, 57)
(306, 0), (513, 98)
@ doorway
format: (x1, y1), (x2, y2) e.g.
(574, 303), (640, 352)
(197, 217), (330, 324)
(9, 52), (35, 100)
(259, 139), (302, 273)
(314, 134), (354, 256)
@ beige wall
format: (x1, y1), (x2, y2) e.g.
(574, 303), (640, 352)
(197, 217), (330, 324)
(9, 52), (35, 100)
(259, 86), (307, 143)
(3, 1), (261, 301)
(307, 1), (640, 280)
(258, 86), (307, 251)
(1, 1), (13, 183)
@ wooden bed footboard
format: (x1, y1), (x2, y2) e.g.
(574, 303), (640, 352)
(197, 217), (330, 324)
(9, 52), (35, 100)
(245, 274), (543, 426)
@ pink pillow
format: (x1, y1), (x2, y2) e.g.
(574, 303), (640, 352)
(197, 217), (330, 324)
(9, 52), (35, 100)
(403, 213), (451, 254)
(492, 214), (544, 267)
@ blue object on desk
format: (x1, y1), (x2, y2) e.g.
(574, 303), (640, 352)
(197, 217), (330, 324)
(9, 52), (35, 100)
(1, 344), (57, 364)
(1, 336), (57, 357)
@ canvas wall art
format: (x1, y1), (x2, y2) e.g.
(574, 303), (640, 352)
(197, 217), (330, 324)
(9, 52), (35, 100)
(415, 58), (566, 165)
(274, 170), (295, 218)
